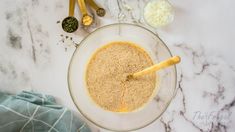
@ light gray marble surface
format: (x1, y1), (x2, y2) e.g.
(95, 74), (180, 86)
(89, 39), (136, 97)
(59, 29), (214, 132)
(0, 0), (235, 132)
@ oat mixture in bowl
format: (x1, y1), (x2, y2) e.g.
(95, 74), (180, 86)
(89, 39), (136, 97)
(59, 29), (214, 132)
(68, 23), (177, 131)
(86, 41), (157, 112)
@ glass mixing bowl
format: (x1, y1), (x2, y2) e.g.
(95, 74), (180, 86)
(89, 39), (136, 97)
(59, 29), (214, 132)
(68, 23), (177, 131)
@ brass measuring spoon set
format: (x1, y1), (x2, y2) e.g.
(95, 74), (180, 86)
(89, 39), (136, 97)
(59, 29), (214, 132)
(62, 0), (106, 33)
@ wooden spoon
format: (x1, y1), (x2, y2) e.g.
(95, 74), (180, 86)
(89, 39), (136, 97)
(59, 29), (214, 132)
(128, 56), (181, 79)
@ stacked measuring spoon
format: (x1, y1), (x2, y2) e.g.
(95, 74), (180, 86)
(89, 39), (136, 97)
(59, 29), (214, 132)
(62, 0), (106, 33)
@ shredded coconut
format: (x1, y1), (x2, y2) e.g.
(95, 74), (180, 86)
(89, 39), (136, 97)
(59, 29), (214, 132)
(144, 0), (174, 27)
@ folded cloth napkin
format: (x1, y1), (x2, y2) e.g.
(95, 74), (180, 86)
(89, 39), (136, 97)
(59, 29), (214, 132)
(0, 91), (91, 132)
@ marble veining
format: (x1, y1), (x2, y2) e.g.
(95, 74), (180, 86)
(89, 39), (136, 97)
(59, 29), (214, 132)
(0, 0), (235, 132)
(167, 42), (235, 132)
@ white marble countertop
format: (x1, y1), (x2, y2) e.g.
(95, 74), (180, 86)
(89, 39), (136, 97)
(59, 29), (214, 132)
(0, 0), (235, 131)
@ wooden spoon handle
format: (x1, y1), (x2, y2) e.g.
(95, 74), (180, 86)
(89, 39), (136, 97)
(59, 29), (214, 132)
(132, 56), (181, 78)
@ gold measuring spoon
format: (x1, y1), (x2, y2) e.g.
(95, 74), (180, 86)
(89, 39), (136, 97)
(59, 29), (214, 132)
(78, 0), (93, 26)
(86, 0), (106, 17)
(128, 56), (181, 79)
(62, 0), (79, 33)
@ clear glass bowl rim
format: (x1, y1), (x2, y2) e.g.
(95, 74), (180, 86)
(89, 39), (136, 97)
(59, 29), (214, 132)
(67, 23), (178, 131)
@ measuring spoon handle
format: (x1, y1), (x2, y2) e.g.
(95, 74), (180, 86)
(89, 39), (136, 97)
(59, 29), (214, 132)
(78, 0), (88, 15)
(69, 0), (76, 16)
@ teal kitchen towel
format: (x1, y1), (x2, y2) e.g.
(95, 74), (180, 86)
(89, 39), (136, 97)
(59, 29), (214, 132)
(0, 91), (91, 132)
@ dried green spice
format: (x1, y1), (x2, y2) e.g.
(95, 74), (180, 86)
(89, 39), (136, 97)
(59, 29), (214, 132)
(96, 8), (106, 17)
(62, 17), (78, 33)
